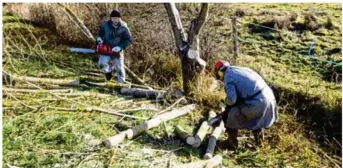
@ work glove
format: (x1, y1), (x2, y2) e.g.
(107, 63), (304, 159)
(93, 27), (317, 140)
(112, 46), (121, 53)
(96, 37), (103, 44)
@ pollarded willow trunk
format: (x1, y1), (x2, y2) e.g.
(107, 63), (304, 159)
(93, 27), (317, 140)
(164, 3), (208, 95)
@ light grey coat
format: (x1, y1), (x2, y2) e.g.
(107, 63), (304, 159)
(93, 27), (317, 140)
(223, 66), (278, 130)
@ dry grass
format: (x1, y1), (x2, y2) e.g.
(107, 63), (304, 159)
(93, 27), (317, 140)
(189, 73), (226, 109)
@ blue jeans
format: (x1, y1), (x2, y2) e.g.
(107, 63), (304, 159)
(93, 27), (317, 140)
(98, 55), (125, 83)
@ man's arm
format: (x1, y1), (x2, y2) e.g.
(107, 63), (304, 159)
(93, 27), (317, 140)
(225, 81), (237, 106)
(118, 27), (132, 50)
(96, 24), (105, 44)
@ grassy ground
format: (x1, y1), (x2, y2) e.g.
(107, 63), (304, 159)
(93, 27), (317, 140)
(2, 3), (342, 168)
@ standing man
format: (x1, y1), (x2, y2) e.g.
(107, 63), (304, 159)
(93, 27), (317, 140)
(214, 60), (278, 150)
(96, 9), (132, 83)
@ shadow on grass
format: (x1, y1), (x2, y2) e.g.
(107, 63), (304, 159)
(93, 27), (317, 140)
(271, 84), (342, 156)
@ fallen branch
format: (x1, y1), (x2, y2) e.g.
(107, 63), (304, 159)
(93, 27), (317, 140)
(120, 87), (166, 99)
(44, 106), (79, 111)
(2, 90), (112, 98)
(204, 120), (225, 160)
(187, 111), (217, 147)
(84, 81), (152, 90)
(103, 104), (196, 147)
(83, 106), (148, 120)
(3, 88), (72, 93)
(174, 155), (223, 168)
(18, 80), (146, 120)
(5, 94), (37, 110)
(12, 84), (71, 90)
(236, 135), (271, 140)
(110, 107), (160, 114)
(57, 3), (95, 42)
(54, 91), (111, 98)
(124, 66), (151, 89)
(3, 71), (80, 86)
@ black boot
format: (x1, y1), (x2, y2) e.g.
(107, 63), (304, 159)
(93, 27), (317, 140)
(105, 72), (113, 81)
(252, 128), (264, 147)
(220, 128), (238, 151)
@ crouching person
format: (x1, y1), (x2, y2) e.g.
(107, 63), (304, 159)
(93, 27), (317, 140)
(96, 9), (132, 83)
(214, 60), (278, 150)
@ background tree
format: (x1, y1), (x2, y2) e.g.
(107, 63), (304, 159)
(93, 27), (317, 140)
(164, 3), (209, 96)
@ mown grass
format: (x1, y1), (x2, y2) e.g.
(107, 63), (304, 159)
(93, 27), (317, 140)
(2, 4), (342, 168)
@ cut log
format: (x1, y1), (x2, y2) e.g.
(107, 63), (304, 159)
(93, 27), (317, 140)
(3, 88), (72, 93)
(124, 66), (151, 89)
(203, 120), (225, 160)
(103, 104), (196, 147)
(2, 90), (111, 98)
(120, 87), (166, 99)
(84, 81), (152, 90)
(54, 91), (111, 98)
(188, 111), (217, 147)
(103, 131), (127, 147)
(174, 155), (223, 168)
(12, 84), (71, 90)
(3, 71), (80, 86)
(175, 125), (192, 142)
(152, 97), (187, 117)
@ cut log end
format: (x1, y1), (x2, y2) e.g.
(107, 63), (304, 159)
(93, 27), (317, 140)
(103, 139), (114, 148)
(186, 136), (196, 145)
(104, 104), (196, 147)
(208, 110), (217, 119)
(191, 136), (202, 147)
(103, 132), (127, 148)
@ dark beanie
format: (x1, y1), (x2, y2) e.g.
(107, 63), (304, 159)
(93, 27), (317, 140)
(110, 10), (121, 17)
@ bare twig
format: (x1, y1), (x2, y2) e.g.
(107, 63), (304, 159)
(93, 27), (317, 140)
(152, 97), (186, 117)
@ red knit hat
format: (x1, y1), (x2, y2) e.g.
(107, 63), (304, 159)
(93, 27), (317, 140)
(214, 60), (230, 80)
